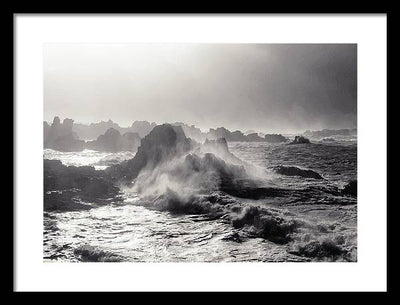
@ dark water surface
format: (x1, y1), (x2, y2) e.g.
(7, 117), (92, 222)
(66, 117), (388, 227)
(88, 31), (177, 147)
(44, 140), (357, 262)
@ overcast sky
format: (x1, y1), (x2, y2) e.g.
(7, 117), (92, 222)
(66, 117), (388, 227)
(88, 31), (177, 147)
(44, 43), (357, 133)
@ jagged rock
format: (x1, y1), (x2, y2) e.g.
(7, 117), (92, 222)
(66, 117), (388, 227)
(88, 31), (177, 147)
(341, 180), (357, 196)
(207, 127), (247, 142)
(86, 128), (140, 152)
(44, 159), (121, 211)
(274, 166), (323, 179)
(207, 127), (269, 142)
(265, 134), (288, 143)
(290, 136), (311, 144)
(44, 117), (85, 152)
(246, 133), (264, 142)
(106, 124), (193, 181)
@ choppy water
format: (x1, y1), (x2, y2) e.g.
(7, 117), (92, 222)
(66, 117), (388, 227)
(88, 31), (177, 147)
(44, 139), (357, 262)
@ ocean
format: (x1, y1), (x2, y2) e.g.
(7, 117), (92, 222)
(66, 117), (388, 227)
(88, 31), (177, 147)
(43, 137), (357, 262)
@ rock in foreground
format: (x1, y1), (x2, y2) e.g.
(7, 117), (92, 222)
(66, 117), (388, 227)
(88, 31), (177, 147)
(274, 166), (323, 179)
(290, 136), (311, 144)
(106, 124), (193, 182)
(44, 159), (121, 211)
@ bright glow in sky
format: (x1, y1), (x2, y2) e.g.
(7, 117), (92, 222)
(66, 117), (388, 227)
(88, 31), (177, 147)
(44, 43), (356, 133)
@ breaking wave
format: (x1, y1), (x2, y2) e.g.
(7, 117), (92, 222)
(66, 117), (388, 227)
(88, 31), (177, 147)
(44, 124), (357, 262)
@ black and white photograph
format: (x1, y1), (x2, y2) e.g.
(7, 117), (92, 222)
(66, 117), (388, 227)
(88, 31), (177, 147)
(43, 43), (358, 263)
(13, 14), (388, 292)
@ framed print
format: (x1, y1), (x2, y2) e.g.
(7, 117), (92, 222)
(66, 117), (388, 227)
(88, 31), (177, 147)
(13, 13), (388, 292)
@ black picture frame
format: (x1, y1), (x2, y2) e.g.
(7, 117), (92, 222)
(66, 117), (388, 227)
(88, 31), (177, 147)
(7, 8), (391, 295)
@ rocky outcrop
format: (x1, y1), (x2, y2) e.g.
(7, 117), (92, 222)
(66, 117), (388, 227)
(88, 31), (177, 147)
(290, 136), (311, 144)
(73, 119), (157, 140)
(246, 133), (265, 142)
(265, 134), (288, 143)
(44, 117), (85, 152)
(207, 127), (247, 142)
(86, 128), (141, 152)
(304, 128), (357, 139)
(106, 124), (193, 181)
(274, 166), (323, 179)
(207, 127), (268, 142)
(44, 159), (121, 211)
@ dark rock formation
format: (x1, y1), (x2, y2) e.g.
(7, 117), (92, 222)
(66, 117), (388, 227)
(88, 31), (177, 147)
(274, 166), (323, 179)
(44, 117), (85, 152)
(265, 134), (288, 143)
(341, 180), (357, 197)
(246, 133), (265, 142)
(86, 128), (141, 152)
(290, 136), (311, 144)
(106, 124), (193, 181)
(207, 127), (247, 142)
(207, 127), (267, 142)
(44, 159), (121, 211)
(304, 128), (357, 139)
